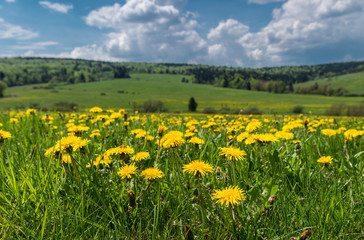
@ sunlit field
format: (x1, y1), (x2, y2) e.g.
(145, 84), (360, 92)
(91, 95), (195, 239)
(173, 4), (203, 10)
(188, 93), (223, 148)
(0, 108), (363, 239)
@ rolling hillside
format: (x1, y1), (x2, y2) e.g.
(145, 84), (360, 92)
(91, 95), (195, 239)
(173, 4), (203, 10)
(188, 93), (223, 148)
(294, 72), (364, 96)
(1, 73), (364, 114)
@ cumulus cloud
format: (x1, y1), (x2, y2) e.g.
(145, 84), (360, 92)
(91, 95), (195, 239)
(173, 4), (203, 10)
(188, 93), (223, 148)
(0, 18), (38, 40)
(64, 0), (364, 67)
(237, 0), (364, 65)
(39, 1), (73, 13)
(67, 0), (205, 63)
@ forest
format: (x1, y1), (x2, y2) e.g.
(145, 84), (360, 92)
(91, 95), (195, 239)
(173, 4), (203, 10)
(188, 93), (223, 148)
(0, 57), (363, 96)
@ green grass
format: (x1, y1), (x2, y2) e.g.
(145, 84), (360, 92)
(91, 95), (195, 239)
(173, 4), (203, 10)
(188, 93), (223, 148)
(2, 73), (364, 114)
(294, 72), (364, 95)
(0, 112), (363, 239)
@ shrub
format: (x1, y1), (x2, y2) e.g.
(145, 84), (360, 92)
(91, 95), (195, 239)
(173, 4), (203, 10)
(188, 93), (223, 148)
(53, 101), (78, 112)
(292, 105), (304, 114)
(346, 104), (364, 116)
(324, 103), (346, 116)
(240, 107), (262, 115)
(203, 107), (218, 114)
(134, 100), (168, 113)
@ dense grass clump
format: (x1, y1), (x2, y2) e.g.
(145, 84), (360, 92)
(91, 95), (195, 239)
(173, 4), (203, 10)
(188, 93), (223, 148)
(0, 108), (363, 239)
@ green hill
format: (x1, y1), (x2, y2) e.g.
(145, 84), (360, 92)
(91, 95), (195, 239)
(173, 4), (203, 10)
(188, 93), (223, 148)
(1, 73), (363, 114)
(294, 72), (364, 96)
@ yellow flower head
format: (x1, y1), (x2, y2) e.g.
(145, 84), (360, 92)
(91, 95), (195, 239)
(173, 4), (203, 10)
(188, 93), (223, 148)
(0, 130), (11, 140)
(61, 154), (72, 164)
(219, 146), (247, 161)
(317, 156), (333, 164)
(56, 136), (89, 152)
(87, 154), (112, 167)
(212, 186), (246, 207)
(132, 151), (150, 161)
(246, 120), (262, 133)
(117, 164), (137, 179)
(10, 118), (19, 124)
(89, 107), (103, 113)
(236, 132), (249, 142)
(106, 145), (135, 156)
(321, 129), (337, 137)
(140, 167), (165, 180)
(183, 160), (214, 177)
(189, 136), (204, 145)
(275, 131), (294, 140)
(160, 131), (184, 148)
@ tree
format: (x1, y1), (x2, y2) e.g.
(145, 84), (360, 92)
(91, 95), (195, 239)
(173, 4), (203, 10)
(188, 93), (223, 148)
(188, 97), (198, 112)
(0, 80), (7, 98)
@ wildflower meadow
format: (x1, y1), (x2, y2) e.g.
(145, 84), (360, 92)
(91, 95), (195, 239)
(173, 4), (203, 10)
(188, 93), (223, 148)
(0, 108), (363, 239)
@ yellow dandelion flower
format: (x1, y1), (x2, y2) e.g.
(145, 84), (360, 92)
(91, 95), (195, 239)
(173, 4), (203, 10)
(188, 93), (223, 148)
(61, 154), (72, 164)
(26, 108), (37, 115)
(184, 132), (195, 138)
(344, 129), (361, 140)
(10, 118), (19, 124)
(0, 130), (11, 140)
(140, 167), (165, 180)
(132, 151), (150, 161)
(117, 164), (137, 179)
(212, 186), (246, 207)
(244, 136), (256, 145)
(219, 146), (247, 161)
(90, 130), (101, 137)
(275, 131), (294, 140)
(246, 120), (262, 133)
(183, 160), (214, 177)
(189, 136), (204, 145)
(55, 136), (89, 152)
(251, 133), (279, 143)
(106, 145), (135, 156)
(158, 125), (168, 135)
(146, 135), (155, 141)
(321, 129), (337, 137)
(87, 154), (112, 167)
(89, 107), (103, 113)
(160, 131), (184, 148)
(68, 125), (90, 133)
(317, 156), (333, 164)
(236, 132), (249, 142)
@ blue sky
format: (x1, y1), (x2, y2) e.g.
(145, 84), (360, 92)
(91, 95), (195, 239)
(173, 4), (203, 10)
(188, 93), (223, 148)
(1, 0), (364, 67)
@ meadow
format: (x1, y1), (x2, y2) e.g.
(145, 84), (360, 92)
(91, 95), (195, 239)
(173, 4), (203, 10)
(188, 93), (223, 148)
(294, 72), (364, 96)
(0, 108), (363, 239)
(2, 73), (364, 114)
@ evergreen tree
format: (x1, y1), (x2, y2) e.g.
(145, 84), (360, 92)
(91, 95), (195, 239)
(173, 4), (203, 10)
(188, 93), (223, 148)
(0, 80), (7, 98)
(188, 97), (198, 112)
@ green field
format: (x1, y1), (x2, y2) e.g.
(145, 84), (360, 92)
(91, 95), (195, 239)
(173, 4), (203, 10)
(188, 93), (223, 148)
(1, 73), (364, 114)
(294, 72), (364, 95)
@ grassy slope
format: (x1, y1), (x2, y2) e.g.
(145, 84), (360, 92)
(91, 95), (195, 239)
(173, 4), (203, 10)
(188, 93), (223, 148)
(2, 73), (364, 114)
(294, 72), (364, 95)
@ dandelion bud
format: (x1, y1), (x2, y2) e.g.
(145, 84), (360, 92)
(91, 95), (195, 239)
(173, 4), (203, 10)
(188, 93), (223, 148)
(268, 194), (277, 204)
(127, 190), (136, 208)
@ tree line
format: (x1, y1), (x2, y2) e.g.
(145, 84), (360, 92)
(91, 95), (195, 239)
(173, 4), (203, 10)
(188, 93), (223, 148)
(1, 57), (363, 97)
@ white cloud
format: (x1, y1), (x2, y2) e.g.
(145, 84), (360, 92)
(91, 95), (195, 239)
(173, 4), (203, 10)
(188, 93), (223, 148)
(67, 0), (205, 63)
(0, 18), (38, 40)
(39, 1), (73, 13)
(11, 41), (59, 50)
(63, 0), (364, 67)
(237, 0), (364, 65)
(248, 0), (285, 4)
(5, 0), (16, 3)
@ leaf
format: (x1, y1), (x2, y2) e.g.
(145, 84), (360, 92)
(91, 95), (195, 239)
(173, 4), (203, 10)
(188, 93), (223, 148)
(354, 151), (364, 158)
(270, 185), (279, 196)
